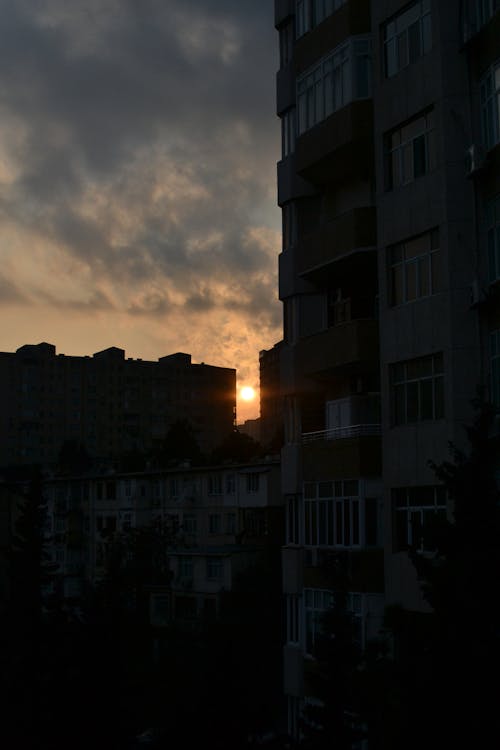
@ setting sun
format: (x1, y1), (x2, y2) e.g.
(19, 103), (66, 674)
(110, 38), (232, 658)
(240, 386), (256, 401)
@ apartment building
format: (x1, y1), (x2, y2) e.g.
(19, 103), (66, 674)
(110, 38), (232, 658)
(42, 458), (283, 626)
(0, 343), (236, 467)
(275, 0), (500, 739)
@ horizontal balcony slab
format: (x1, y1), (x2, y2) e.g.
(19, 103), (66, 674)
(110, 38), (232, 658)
(302, 435), (381, 479)
(296, 101), (374, 186)
(295, 318), (379, 378)
(296, 206), (377, 275)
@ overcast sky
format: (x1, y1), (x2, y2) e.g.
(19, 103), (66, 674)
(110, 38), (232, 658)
(0, 0), (281, 421)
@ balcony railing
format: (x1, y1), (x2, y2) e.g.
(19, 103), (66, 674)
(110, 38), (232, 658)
(302, 424), (381, 444)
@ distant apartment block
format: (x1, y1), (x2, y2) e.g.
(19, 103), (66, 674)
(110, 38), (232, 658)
(42, 458), (282, 625)
(0, 343), (236, 467)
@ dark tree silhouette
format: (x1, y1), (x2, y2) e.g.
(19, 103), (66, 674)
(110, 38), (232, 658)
(152, 419), (203, 467)
(211, 428), (263, 464)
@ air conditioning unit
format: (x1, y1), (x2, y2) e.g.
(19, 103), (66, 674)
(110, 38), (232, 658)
(466, 143), (486, 177)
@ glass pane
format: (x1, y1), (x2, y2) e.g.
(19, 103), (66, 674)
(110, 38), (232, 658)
(352, 500), (360, 544)
(422, 13), (432, 53)
(431, 249), (443, 292)
(408, 21), (421, 62)
(336, 501), (343, 544)
(343, 499), (351, 544)
(397, 30), (409, 70)
(419, 378), (434, 419)
(406, 381), (419, 421)
(327, 500), (334, 544)
(344, 479), (359, 495)
(402, 142), (413, 182)
(413, 134), (427, 177)
(319, 501), (327, 545)
(434, 376), (444, 418)
(394, 383), (405, 424)
(391, 148), (400, 187)
(405, 260), (418, 301)
(391, 263), (404, 305)
(319, 481), (333, 497)
(419, 255), (430, 297)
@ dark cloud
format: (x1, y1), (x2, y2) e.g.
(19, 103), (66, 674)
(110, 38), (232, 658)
(0, 0), (281, 369)
(0, 273), (27, 305)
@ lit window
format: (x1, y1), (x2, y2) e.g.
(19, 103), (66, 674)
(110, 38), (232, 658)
(481, 61), (500, 151)
(487, 195), (500, 282)
(391, 353), (444, 424)
(296, 37), (372, 136)
(393, 486), (446, 552)
(383, 0), (432, 78)
(387, 109), (436, 189)
(388, 228), (441, 305)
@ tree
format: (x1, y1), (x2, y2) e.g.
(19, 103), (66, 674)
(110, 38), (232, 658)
(360, 399), (500, 749)
(211, 428), (263, 464)
(152, 419), (204, 467)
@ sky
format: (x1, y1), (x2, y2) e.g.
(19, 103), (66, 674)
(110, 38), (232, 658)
(0, 0), (282, 423)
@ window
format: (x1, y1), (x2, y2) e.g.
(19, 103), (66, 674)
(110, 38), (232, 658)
(388, 228), (441, 305)
(463, 0), (500, 39)
(391, 353), (444, 424)
(225, 512), (236, 534)
(491, 330), (500, 407)
(282, 203), (297, 250)
(393, 486), (446, 551)
(179, 556), (193, 579)
(207, 556), (224, 580)
(487, 195), (500, 282)
(246, 473), (260, 493)
(281, 108), (296, 159)
(303, 480), (375, 548)
(279, 20), (294, 67)
(225, 473), (236, 494)
(296, 0), (347, 38)
(208, 475), (223, 495)
(183, 513), (197, 534)
(383, 1), (432, 78)
(244, 508), (267, 536)
(481, 61), (500, 151)
(296, 37), (372, 136)
(209, 513), (221, 534)
(387, 109), (436, 188)
(286, 594), (301, 644)
(169, 478), (179, 498)
(304, 588), (334, 655)
(286, 494), (301, 544)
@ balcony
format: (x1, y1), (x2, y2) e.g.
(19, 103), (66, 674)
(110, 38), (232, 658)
(295, 100), (373, 186)
(295, 318), (379, 378)
(296, 206), (377, 275)
(277, 153), (317, 205)
(302, 423), (381, 443)
(302, 434), (381, 479)
(294, 0), (371, 74)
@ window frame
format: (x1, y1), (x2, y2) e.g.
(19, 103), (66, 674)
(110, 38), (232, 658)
(388, 227), (441, 306)
(383, 0), (432, 79)
(480, 60), (500, 151)
(392, 485), (447, 552)
(386, 109), (436, 189)
(390, 353), (444, 425)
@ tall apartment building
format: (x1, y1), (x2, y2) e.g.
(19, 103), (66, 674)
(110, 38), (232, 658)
(0, 343), (236, 467)
(275, 0), (500, 739)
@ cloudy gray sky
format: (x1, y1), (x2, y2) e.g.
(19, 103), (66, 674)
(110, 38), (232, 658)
(0, 0), (281, 420)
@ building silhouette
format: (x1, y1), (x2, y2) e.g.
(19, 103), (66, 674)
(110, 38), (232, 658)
(0, 343), (236, 468)
(275, 0), (500, 739)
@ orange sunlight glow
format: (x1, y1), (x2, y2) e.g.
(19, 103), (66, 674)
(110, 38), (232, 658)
(240, 386), (256, 402)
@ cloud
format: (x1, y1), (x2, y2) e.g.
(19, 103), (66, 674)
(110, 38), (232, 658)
(0, 0), (282, 418)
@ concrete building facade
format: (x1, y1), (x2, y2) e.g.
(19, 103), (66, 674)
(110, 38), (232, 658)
(0, 343), (236, 468)
(275, 0), (500, 739)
